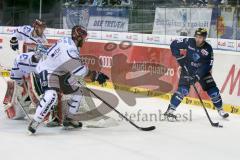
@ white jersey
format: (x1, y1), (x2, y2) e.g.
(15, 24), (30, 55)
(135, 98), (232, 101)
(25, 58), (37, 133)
(36, 37), (88, 77)
(12, 25), (47, 44)
(16, 52), (38, 75)
(10, 52), (38, 84)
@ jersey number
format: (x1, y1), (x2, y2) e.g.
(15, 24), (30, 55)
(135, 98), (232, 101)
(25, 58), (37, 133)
(20, 54), (29, 60)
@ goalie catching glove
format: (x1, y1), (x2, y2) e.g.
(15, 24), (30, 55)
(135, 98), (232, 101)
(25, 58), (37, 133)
(10, 37), (19, 51)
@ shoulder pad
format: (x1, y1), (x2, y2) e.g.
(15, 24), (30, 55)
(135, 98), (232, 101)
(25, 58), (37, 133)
(18, 25), (33, 34)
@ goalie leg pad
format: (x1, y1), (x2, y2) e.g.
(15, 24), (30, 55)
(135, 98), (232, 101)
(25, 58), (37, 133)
(33, 89), (58, 123)
(24, 73), (42, 106)
(3, 80), (30, 119)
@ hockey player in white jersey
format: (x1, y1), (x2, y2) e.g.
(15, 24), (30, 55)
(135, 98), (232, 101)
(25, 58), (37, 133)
(28, 25), (109, 134)
(10, 19), (47, 51)
(10, 44), (48, 85)
(3, 44), (48, 120)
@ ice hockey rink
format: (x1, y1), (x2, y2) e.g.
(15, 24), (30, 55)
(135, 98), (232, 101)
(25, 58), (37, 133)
(0, 77), (239, 160)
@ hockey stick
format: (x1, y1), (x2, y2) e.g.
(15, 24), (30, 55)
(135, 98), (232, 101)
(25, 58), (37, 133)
(79, 82), (156, 131)
(16, 97), (32, 121)
(183, 66), (222, 128)
(18, 77), (32, 122)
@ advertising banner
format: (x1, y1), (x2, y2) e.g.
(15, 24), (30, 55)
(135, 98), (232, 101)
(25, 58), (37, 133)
(153, 8), (212, 37)
(63, 6), (129, 32)
(209, 7), (236, 40)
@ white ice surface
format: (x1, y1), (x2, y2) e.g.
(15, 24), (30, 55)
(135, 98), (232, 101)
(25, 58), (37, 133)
(0, 77), (239, 160)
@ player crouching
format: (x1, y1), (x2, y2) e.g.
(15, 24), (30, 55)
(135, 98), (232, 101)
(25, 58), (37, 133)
(3, 45), (48, 120)
(28, 25), (109, 134)
(164, 28), (229, 119)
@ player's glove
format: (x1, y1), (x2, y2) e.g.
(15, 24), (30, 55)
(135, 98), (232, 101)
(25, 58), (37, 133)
(91, 71), (109, 85)
(10, 37), (19, 51)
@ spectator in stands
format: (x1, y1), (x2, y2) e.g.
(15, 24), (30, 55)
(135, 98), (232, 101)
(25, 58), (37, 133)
(191, 0), (208, 7)
(110, 0), (122, 6)
(208, 0), (224, 5)
(84, 0), (94, 5)
(92, 0), (103, 6)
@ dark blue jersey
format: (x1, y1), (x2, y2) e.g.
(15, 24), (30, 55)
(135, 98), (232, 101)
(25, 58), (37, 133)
(170, 38), (214, 78)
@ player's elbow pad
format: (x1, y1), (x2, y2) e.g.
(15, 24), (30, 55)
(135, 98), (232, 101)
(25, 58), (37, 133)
(72, 65), (89, 77)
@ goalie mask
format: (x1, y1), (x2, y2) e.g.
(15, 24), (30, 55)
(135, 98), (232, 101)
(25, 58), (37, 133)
(32, 19), (46, 37)
(34, 44), (48, 60)
(71, 25), (87, 48)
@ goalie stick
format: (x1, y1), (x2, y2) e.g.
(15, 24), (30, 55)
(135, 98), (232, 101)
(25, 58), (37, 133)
(78, 82), (156, 131)
(16, 97), (32, 121)
(17, 77), (33, 122)
(183, 66), (223, 128)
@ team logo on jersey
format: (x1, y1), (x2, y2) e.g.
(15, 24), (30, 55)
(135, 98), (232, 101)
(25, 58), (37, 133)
(192, 53), (200, 62)
(201, 49), (209, 56)
(41, 81), (48, 87)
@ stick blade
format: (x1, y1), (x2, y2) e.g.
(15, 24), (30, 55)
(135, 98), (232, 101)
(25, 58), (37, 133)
(212, 122), (223, 128)
(139, 126), (156, 131)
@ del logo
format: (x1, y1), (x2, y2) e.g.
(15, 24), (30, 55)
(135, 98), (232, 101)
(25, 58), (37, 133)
(201, 49), (209, 56)
(221, 65), (240, 96)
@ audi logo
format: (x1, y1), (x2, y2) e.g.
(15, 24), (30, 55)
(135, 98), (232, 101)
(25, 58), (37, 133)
(99, 56), (112, 68)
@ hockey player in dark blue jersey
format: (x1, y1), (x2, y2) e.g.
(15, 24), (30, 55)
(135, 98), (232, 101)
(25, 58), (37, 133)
(164, 28), (229, 119)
